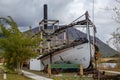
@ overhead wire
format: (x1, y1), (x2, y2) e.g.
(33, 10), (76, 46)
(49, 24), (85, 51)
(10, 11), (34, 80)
(70, 12), (85, 24)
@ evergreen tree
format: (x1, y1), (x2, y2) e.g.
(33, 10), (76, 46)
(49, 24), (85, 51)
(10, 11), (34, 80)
(0, 16), (41, 74)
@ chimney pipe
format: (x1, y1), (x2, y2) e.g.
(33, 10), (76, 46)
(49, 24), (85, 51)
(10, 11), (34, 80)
(44, 4), (48, 29)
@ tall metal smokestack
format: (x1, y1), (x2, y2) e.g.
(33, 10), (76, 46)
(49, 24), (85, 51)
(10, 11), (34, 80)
(44, 4), (48, 29)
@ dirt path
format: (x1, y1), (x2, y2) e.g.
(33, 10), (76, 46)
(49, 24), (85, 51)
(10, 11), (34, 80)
(101, 70), (120, 74)
(22, 70), (53, 80)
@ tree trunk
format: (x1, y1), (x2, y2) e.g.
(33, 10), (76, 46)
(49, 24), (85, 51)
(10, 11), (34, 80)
(16, 62), (22, 74)
(20, 62), (23, 71)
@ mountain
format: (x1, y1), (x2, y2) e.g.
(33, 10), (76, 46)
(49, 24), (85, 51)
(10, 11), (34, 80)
(25, 27), (119, 57)
(66, 28), (119, 57)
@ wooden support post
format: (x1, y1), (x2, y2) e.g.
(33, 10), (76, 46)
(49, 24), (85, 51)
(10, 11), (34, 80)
(79, 64), (83, 76)
(48, 64), (51, 77)
(55, 35), (58, 46)
(40, 31), (43, 39)
(50, 53), (52, 64)
(63, 31), (67, 44)
(40, 32), (43, 54)
(47, 41), (51, 51)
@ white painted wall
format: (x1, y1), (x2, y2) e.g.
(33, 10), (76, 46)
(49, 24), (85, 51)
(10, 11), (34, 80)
(30, 59), (44, 71)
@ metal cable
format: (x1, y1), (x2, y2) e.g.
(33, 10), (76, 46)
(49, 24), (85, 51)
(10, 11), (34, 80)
(70, 13), (85, 24)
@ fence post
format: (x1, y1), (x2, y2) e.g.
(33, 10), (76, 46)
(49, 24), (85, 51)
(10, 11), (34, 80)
(3, 71), (7, 80)
(79, 64), (83, 76)
(48, 64), (51, 77)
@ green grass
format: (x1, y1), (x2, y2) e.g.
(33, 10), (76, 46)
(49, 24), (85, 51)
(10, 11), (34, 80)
(0, 73), (33, 80)
(23, 68), (93, 80)
(0, 65), (34, 80)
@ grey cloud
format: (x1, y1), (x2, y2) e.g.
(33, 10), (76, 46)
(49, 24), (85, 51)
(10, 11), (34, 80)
(0, 0), (91, 27)
(0, 0), (36, 26)
(0, 0), (74, 26)
(0, 0), (118, 43)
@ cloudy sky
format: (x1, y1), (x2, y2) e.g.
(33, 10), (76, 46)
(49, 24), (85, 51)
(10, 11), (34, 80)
(0, 0), (119, 44)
